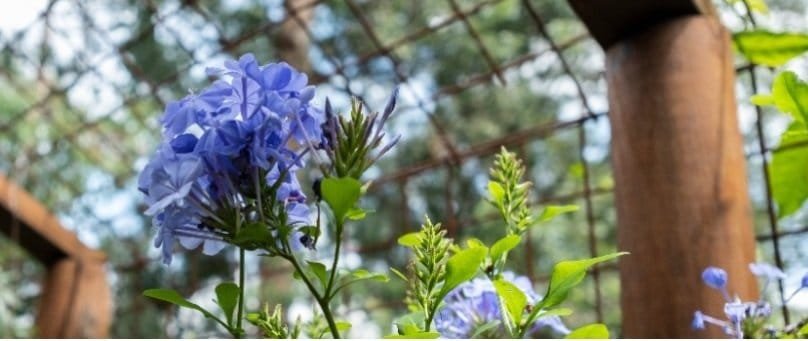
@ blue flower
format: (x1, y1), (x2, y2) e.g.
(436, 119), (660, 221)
(702, 267), (728, 289)
(692, 311), (705, 330)
(802, 272), (808, 288)
(140, 54), (325, 264)
(435, 272), (569, 338)
(749, 262), (786, 281)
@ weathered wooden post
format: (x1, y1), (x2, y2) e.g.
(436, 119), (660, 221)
(0, 174), (111, 337)
(568, 1), (758, 337)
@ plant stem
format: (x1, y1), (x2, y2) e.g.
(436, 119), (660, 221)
(236, 247), (246, 337)
(285, 253), (341, 338)
(325, 220), (344, 297)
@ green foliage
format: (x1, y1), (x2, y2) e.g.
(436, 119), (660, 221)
(488, 147), (533, 235)
(490, 235), (522, 263)
(215, 283), (240, 326)
(538, 205), (579, 223)
(564, 323), (610, 339)
(440, 246), (486, 297)
(321, 177), (363, 223)
(754, 71), (808, 124)
(754, 71), (808, 217)
(734, 30), (808, 67)
(769, 123), (808, 217)
(246, 304), (301, 339)
(143, 288), (237, 336)
(397, 217), (454, 333)
(537, 252), (629, 311)
(493, 279), (528, 334)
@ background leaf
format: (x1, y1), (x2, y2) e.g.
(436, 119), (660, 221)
(143, 288), (218, 322)
(307, 261), (329, 288)
(214, 282), (240, 326)
(770, 122), (808, 217)
(538, 205), (579, 223)
(322, 177), (362, 222)
(734, 30), (808, 67)
(565, 323), (609, 339)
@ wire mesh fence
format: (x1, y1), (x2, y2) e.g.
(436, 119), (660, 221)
(0, 0), (806, 337)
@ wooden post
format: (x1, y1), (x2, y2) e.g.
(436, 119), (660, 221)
(568, 1), (758, 337)
(0, 174), (111, 337)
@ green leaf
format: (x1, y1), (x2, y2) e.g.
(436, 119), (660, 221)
(493, 279), (527, 332)
(539, 252), (628, 310)
(336, 321), (352, 332)
(490, 235), (521, 261)
(798, 322), (808, 337)
(470, 320), (502, 338)
(539, 307), (573, 317)
(346, 207), (367, 220)
(565, 323), (609, 339)
(488, 181), (505, 205)
(215, 282), (240, 326)
(352, 269), (389, 282)
(466, 238), (488, 250)
(143, 288), (217, 320)
(771, 122), (808, 217)
(440, 247), (486, 296)
(751, 94), (775, 106)
(397, 232), (421, 248)
(768, 71), (808, 124)
(538, 205), (579, 223)
(391, 312), (425, 336)
(321, 177), (362, 222)
(734, 30), (808, 67)
(230, 222), (273, 249)
(390, 267), (408, 281)
(307, 261), (329, 288)
(384, 332), (440, 339)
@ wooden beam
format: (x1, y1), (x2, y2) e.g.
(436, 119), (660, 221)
(573, 7), (759, 338)
(0, 173), (110, 337)
(0, 174), (105, 265)
(568, 0), (714, 49)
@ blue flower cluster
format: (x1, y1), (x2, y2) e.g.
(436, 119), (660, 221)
(435, 272), (569, 338)
(692, 263), (808, 338)
(138, 54), (325, 264)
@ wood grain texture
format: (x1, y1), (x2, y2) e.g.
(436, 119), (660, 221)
(606, 16), (758, 337)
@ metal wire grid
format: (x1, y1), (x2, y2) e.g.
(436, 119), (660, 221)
(0, 0), (803, 327)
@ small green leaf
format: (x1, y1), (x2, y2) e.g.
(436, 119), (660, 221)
(751, 94), (775, 106)
(307, 261), (329, 288)
(466, 238), (487, 250)
(215, 282), (240, 326)
(397, 232), (421, 248)
(493, 279), (527, 332)
(322, 177), (362, 222)
(470, 320), (502, 338)
(798, 322), (808, 337)
(771, 122), (808, 217)
(230, 222), (272, 249)
(769, 71), (808, 124)
(488, 181), (505, 205)
(346, 207), (367, 220)
(385, 332), (440, 339)
(390, 267), (408, 281)
(441, 247), (486, 296)
(352, 269), (389, 282)
(144, 288), (216, 320)
(539, 252), (628, 310)
(539, 307), (573, 317)
(734, 30), (808, 67)
(391, 312), (425, 336)
(565, 323), (609, 339)
(336, 321), (352, 332)
(538, 205), (579, 223)
(490, 235), (521, 261)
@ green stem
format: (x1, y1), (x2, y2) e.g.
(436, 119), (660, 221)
(325, 220), (344, 297)
(236, 247), (246, 337)
(285, 253), (341, 338)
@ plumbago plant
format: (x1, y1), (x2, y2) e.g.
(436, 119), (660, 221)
(389, 149), (627, 339)
(692, 264), (808, 338)
(137, 54), (625, 338)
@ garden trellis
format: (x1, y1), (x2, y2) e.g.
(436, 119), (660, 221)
(0, 0), (806, 338)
